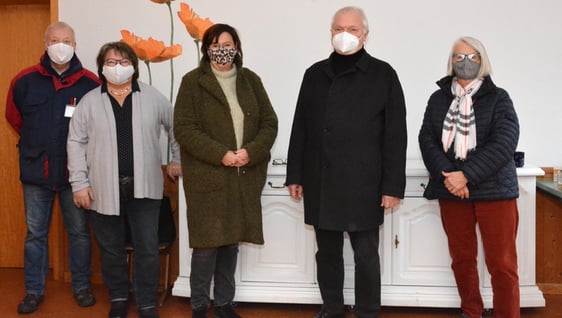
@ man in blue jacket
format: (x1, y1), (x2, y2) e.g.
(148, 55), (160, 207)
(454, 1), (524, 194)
(5, 21), (100, 314)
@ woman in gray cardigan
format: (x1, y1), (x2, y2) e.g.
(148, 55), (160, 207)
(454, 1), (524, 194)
(174, 24), (278, 318)
(67, 42), (181, 318)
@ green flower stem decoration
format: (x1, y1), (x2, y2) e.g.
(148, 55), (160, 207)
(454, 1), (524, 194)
(166, 1), (175, 104)
(194, 39), (201, 64)
(145, 60), (153, 85)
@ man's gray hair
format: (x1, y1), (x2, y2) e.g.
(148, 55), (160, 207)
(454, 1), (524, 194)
(332, 6), (369, 33)
(447, 36), (493, 78)
(44, 21), (75, 42)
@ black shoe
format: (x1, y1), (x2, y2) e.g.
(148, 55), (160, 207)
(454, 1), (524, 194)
(312, 309), (345, 318)
(109, 300), (128, 318)
(192, 307), (208, 318)
(17, 294), (44, 314)
(214, 303), (241, 318)
(74, 288), (96, 307)
(138, 306), (159, 318)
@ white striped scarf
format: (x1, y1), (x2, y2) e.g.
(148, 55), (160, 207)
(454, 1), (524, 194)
(441, 77), (483, 160)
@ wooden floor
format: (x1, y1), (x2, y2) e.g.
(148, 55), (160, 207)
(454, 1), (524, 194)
(1, 269), (561, 318)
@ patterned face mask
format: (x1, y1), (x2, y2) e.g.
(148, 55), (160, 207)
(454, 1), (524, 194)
(207, 47), (238, 66)
(453, 59), (481, 80)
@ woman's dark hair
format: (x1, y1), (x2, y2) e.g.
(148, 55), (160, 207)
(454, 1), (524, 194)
(96, 41), (139, 83)
(201, 23), (243, 67)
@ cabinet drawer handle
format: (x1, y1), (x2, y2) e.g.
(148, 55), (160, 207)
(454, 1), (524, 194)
(420, 183), (427, 190)
(272, 159), (287, 165)
(268, 181), (286, 189)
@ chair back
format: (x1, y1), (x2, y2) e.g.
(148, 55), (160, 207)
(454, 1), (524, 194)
(158, 196), (176, 245)
(125, 196), (176, 246)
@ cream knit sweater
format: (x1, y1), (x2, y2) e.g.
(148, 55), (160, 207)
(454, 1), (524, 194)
(212, 65), (244, 148)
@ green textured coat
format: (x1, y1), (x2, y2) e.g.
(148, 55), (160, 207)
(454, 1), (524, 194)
(174, 62), (278, 248)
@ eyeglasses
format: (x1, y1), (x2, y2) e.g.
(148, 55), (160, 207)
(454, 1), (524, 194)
(104, 58), (131, 67)
(47, 39), (74, 46)
(209, 41), (235, 50)
(453, 53), (481, 62)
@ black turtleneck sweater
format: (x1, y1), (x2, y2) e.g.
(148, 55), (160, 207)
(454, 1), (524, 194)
(330, 48), (366, 75)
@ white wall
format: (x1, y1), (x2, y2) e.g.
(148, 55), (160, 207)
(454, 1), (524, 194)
(60, 0), (562, 167)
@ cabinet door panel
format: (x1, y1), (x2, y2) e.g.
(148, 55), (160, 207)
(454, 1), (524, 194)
(482, 177), (537, 287)
(392, 199), (456, 286)
(343, 234), (354, 289)
(240, 196), (315, 284)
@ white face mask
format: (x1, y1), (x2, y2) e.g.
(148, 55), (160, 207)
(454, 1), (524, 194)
(47, 42), (74, 65)
(102, 65), (135, 85)
(332, 32), (361, 55)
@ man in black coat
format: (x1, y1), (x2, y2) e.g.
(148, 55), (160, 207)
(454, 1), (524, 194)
(286, 6), (407, 318)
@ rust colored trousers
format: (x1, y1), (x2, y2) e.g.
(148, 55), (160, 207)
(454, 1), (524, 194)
(439, 199), (520, 318)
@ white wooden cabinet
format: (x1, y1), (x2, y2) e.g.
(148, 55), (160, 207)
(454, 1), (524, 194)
(173, 160), (545, 308)
(391, 198), (455, 287)
(239, 194), (315, 285)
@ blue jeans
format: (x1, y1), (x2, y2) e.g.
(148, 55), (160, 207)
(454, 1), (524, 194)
(190, 244), (239, 310)
(89, 198), (160, 309)
(22, 184), (92, 295)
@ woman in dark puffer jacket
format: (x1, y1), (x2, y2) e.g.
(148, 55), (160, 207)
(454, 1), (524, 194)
(419, 36), (520, 318)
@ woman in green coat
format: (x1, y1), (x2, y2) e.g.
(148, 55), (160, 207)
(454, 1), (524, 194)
(173, 24), (278, 318)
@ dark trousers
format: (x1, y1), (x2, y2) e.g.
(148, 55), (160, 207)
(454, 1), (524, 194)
(190, 244), (239, 310)
(439, 199), (520, 318)
(89, 198), (161, 309)
(315, 228), (381, 318)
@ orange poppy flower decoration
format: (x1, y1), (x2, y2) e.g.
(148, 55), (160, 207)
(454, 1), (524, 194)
(120, 30), (182, 63)
(177, 2), (214, 41)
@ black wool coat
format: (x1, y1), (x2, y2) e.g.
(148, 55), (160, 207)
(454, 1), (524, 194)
(418, 76), (520, 201)
(286, 51), (407, 231)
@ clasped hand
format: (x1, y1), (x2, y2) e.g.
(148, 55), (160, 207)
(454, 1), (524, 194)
(221, 148), (250, 167)
(442, 171), (470, 199)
